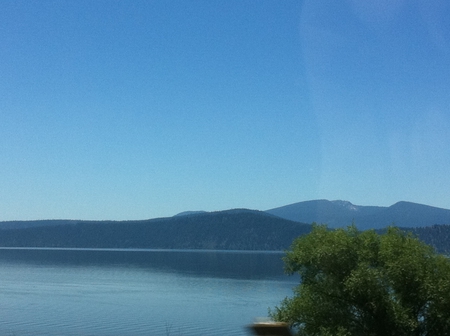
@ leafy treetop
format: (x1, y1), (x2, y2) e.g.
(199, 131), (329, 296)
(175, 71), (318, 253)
(270, 224), (450, 336)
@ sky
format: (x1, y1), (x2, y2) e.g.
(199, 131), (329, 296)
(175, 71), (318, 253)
(1, 0), (450, 221)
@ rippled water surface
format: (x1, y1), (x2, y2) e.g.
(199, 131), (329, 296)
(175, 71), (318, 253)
(0, 249), (297, 335)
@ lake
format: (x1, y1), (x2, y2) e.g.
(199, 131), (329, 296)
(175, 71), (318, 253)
(0, 248), (297, 335)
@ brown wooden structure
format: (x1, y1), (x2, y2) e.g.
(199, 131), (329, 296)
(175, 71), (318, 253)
(248, 322), (292, 336)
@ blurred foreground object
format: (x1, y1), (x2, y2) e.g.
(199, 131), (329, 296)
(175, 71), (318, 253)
(248, 322), (292, 336)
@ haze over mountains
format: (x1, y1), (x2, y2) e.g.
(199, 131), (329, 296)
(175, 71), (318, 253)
(1, 200), (450, 252)
(265, 200), (450, 230)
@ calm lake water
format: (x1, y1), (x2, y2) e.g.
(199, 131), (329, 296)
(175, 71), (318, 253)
(0, 248), (297, 336)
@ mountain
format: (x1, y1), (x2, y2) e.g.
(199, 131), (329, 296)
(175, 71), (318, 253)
(0, 219), (77, 230)
(0, 209), (311, 250)
(266, 200), (450, 230)
(173, 211), (207, 217)
(2, 200), (450, 252)
(404, 224), (450, 255)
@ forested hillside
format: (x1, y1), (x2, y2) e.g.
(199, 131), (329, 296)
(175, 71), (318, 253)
(1, 209), (449, 253)
(0, 210), (311, 250)
(404, 225), (450, 255)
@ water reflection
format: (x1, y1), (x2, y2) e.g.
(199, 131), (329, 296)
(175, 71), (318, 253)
(0, 248), (298, 335)
(0, 248), (291, 280)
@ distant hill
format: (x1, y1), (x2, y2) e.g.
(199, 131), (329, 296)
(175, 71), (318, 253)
(173, 211), (207, 217)
(0, 220), (77, 230)
(400, 225), (450, 255)
(2, 200), (450, 252)
(266, 200), (450, 230)
(0, 209), (311, 250)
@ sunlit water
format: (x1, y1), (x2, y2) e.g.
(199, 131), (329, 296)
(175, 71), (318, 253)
(0, 248), (297, 335)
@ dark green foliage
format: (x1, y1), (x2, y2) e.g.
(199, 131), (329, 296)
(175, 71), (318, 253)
(270, 224), (450, 336)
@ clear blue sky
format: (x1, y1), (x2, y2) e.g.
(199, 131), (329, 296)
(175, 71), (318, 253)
(1, 0), (449, 220)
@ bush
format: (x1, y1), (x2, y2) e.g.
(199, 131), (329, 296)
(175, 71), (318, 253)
(270, 224), (450, 336)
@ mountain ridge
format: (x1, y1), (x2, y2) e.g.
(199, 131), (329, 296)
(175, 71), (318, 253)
(0, 209), (311, 250)
(266, 200), (450, 230)
(2, 200), (450, 231)
(1, 201), (450, 252)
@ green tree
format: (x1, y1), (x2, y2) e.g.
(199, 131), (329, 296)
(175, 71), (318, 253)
(270, 224), (450, 336)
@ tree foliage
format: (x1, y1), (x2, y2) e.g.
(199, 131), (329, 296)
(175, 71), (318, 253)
(270, 224), (450, 336)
